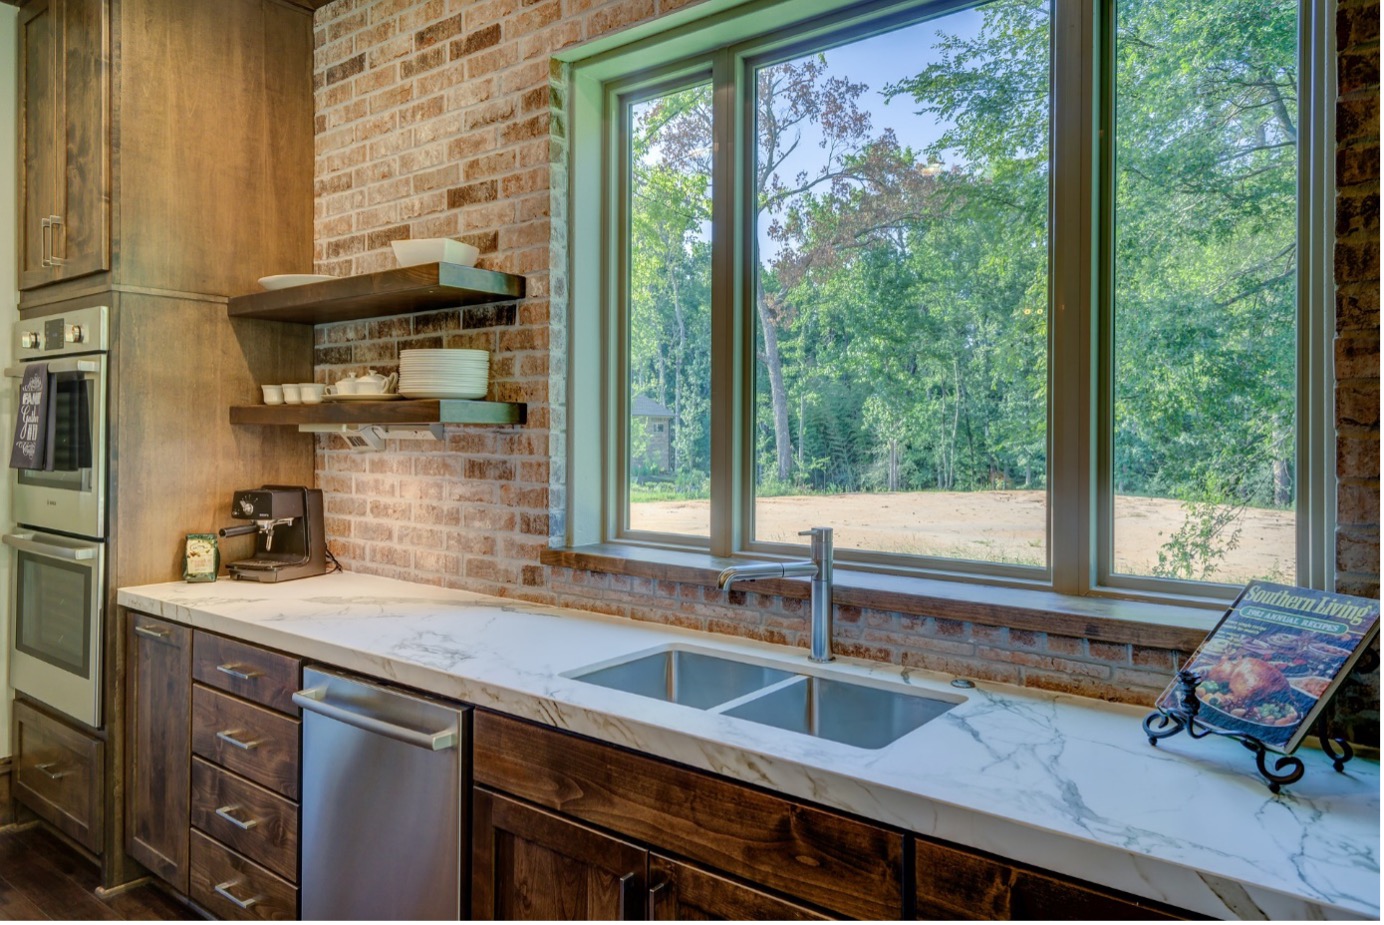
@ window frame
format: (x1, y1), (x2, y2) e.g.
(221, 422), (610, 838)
(562, 0), (1334, 607)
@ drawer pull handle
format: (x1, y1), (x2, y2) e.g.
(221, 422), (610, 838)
(213, 880), (261, 911)
(133, 624), (170, 641)
(216, 663), (262, 681)
(216, 730), (261, 751)
(214, 804), (259, 831)
(647, 880), (670, 918)
(34, 762), (67, 780)
(617, 872), (637, 920)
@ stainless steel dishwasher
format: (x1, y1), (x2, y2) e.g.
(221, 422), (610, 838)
(293, 667), (468, 920)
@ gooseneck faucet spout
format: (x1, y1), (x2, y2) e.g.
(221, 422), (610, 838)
(716, 527), (834, 662)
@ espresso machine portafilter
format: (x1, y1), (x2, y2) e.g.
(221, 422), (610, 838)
(219, 486), (326, 582)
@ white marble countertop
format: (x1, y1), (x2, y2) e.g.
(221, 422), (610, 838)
(118, 573), (1380, 920)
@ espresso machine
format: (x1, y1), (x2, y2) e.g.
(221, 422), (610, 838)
(219, 485), (327, 582)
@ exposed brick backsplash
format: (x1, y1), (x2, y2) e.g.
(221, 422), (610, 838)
(310, 0), (1380, 742)
(1330, 0), (1380, 745)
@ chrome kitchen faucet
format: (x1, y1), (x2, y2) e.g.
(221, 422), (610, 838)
(717, 527), (835, 662)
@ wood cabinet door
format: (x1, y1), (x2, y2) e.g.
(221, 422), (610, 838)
(472, 788), (646, 920)
(125, 612), (192, 892)
(18, 0), (59, 289)
(52, 0), (111, 283)
(647, 855), (832, 920)
(17, 0), (109, 291)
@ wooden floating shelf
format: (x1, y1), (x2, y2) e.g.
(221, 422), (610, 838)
(227, 262), (526, 324)
(230, 399), (526, 426)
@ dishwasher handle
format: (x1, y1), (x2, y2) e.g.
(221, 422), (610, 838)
(292, 686), (459, 751)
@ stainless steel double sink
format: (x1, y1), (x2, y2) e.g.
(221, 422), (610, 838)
(569, 646), (964, 750)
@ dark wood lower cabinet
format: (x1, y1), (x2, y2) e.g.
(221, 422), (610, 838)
(648, 854), (831, 920)
(472, 789), (833, 921)
(126, 613), (192, 891)
(473, 710), (903, 918)
(189, 758), (298, 883)
(12, 699), (104, 854)
(472, 788), (646, 919)
(189, 829), (297, 921)
(914, 838), (1185, 920)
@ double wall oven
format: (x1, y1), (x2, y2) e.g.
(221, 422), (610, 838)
(5, 305), (108, 728)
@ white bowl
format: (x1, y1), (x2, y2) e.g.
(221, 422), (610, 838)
(391, 239), (480, 268)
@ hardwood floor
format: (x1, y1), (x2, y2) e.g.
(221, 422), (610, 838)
(0, 825), (195, 920)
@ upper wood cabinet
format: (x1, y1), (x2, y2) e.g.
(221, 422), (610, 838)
(18, 0), (110, 290)
(17, 0), (313, 304)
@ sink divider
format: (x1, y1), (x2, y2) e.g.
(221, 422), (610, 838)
(705, 674), (807, 715)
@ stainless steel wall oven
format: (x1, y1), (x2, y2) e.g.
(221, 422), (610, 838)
(6, 305), (109, 727)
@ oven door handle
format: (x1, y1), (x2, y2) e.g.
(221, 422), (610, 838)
(2, 533), (97, 561)
(4, 359), (101, 378)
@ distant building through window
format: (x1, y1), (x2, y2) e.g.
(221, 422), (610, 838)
(632, 395), (674, 476)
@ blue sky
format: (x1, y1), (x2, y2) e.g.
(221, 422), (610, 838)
(757, 7), (987, 255)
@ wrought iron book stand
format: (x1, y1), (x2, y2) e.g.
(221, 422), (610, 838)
(1143, 669), (1354, 792)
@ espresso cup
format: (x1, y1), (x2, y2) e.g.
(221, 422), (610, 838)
(261, 384), (284, 405)
(299, 383), (325, 404)
(282, 383), (302, 405)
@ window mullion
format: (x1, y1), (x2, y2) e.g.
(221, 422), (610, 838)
(1050, 0), (1098, 595)
(708, 48), (745, 558)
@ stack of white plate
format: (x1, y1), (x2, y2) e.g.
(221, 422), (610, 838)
(398, 348), (489, 399)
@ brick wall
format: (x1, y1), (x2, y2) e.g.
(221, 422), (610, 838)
(309, 0), (1379, 732)
(1330, 0), (1380, 745)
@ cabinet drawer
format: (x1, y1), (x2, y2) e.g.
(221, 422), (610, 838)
(190, 829), (297, 921)
(192, 686), (300, 800)
(194, 633), (301, 715)
(13, 700), (104, 853)
(914, 838), (1185, 920)
(473, 711), (904, 920)
(191, 758), (298, 883)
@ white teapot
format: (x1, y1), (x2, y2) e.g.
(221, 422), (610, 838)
(328, 369), (397, 396)
(353, 369), (398, 395)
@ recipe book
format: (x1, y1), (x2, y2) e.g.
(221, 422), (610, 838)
(1158, 581), (1380, 754)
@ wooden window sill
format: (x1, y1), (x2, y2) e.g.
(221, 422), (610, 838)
(541, 544), (1217, 652)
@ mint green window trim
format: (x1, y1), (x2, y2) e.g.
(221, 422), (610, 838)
(561, 0), (1332, 605)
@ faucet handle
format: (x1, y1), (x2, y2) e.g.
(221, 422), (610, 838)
(797, 527), (833, 570)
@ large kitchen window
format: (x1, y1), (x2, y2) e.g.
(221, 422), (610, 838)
(567, 0), (1332, 604)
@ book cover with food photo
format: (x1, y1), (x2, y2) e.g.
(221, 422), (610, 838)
(1159, 582), (1380, 754)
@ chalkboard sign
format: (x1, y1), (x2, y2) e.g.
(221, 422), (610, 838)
(9, 363), (51, 471)
(1158, 582), (1380, 754)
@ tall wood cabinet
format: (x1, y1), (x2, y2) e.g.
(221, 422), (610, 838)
(17, 0), (314, 305)
(18, 0), (109, 290)
(11, 0), (317, 895)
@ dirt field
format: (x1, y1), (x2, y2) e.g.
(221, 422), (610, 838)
(630, 490), (1296, 583)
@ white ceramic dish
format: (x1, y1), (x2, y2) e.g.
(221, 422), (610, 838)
(400, 389), (488, 400)
(400, 348), (489, 356)
(322, 393), (405, 402)
(258, 274), (336, 290)
(391, 239), (480, 268)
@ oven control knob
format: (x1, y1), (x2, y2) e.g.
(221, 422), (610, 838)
(19, 331), (39, 349)
(65, 325), (85, 344)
